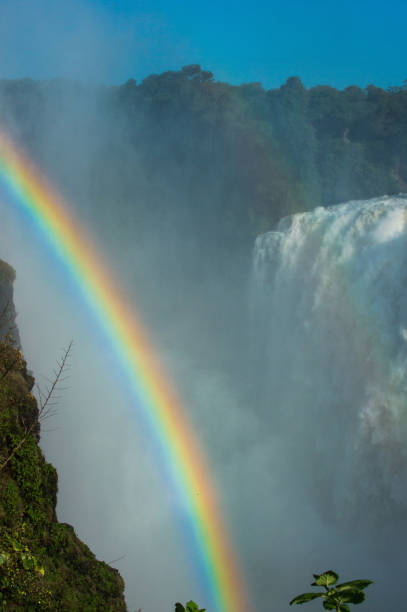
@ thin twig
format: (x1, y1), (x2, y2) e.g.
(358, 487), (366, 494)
(38, 341), (73, 418)
(0, 341), (73, 471)
(0, 432), (31, 470)
(0, 355), (21, 383)
(107, 554), (127, 564)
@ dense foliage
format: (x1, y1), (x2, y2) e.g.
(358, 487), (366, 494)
(0, 262), (126, 611)
(1, 67), (406, 247)
(1, 68), (406, 369)
(2, 69), (406, 346)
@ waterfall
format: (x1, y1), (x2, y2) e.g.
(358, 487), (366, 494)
(251, 194), (407, 523)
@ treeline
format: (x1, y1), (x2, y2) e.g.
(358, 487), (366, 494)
(1, 67), (406, 365)
(110, 66), (407, 245)
(1, 65), (406, 250)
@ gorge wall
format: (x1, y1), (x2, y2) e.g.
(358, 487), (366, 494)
(0, 259), (127, 611)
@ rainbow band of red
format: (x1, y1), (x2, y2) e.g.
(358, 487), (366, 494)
(0, 129), (250, 612)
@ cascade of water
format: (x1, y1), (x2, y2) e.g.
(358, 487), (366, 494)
(251, 194), (407, 522)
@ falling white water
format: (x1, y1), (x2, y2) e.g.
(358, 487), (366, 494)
(251, 194), (407, 523)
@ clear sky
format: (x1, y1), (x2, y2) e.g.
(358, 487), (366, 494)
(0, 0), (405, 90)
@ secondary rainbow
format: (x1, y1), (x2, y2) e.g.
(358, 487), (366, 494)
(0, 128), (250, 612)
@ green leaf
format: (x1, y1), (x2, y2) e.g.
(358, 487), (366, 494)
(290, 592), (324, 605)
(325, 590), (365, 606)
(323, 600), (351, 611)
(0, 553), (10, 566)
(336, 579), (373, 591)
(175, 604), (186, 612)
(21, 553), (36, 571)
(312, 571), (339, 588)
(186, 602), (199, 612)
(340, 590), (365, 604)
(11, 540), (22, 553)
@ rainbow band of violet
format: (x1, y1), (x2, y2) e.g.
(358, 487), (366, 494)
(0, 128), (250, 612)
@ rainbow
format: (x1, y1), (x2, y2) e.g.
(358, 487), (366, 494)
(0, 128), (250, 612)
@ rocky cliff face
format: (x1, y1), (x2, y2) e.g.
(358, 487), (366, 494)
(0, 260), (127, 611)
(0, 259), (20, 347)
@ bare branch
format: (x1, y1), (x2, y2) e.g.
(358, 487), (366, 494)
(0, 431), (31, 471)
(107, 554), (127, 564)
(38, 341), (73, 420)
(0, 353), (21, 383)
(0, 341), (73, 471)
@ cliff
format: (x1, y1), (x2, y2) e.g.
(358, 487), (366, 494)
(0, 259), (127, 611)
(0, 259), (20, 347)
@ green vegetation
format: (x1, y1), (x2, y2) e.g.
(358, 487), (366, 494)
(0, 345), (127, 609)
(2, 69), (407, 371)
(109, 69), (407, 247)
(175, 601), (206, 612)
(0, 277), (127, 611)
(1, 70), (407, 271)
(1, 69), (400, 608)
(290, 570), (373, 611)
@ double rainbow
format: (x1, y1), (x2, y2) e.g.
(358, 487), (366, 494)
(0, 128), (249, 612)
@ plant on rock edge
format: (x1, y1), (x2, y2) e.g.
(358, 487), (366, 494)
(290, 570), (373, 611)
(175, 601), (206, 612)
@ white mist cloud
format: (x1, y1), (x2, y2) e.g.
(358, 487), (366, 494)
(0, 198), (205, 610)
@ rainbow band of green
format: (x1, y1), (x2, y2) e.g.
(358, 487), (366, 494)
(0, 129), (250, 612)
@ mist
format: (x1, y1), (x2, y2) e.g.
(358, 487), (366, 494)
(1, 3), (407, 610)
(0, 74), (256, 610)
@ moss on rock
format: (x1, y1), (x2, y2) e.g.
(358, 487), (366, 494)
(0, 341), (127, 610)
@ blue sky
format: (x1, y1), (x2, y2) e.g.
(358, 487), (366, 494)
(0, 0), (405, 90)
